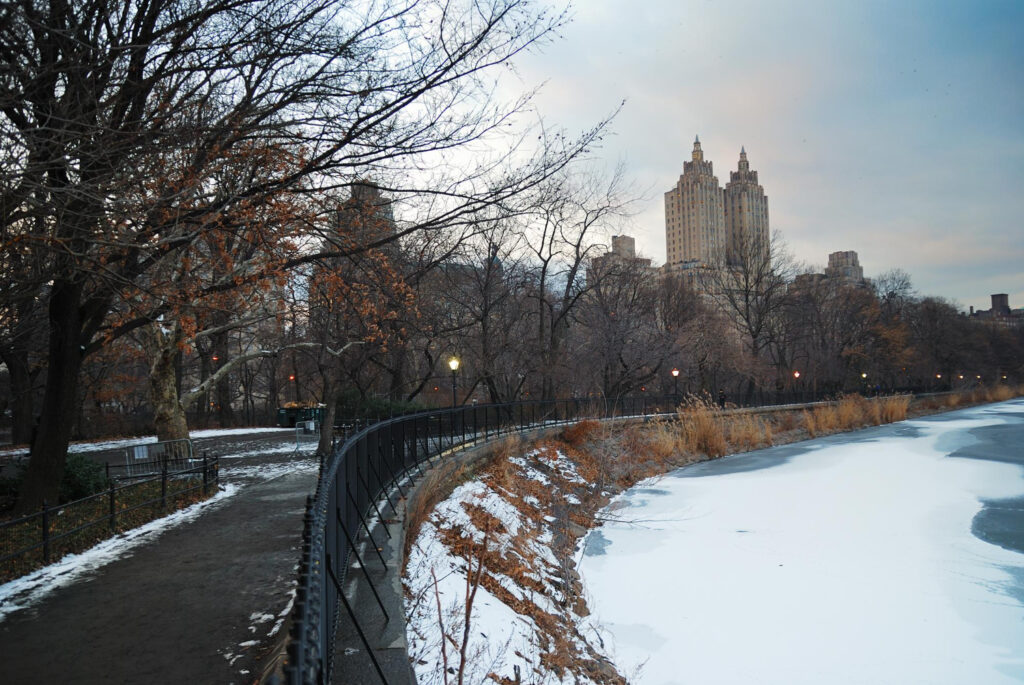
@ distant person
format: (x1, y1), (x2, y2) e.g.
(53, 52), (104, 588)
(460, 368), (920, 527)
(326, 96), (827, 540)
(718, 389), (726, 408)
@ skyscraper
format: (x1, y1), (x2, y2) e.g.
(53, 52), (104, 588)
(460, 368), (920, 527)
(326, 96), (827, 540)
(723, 147), (769, 265)
(664, 137), (769, 269)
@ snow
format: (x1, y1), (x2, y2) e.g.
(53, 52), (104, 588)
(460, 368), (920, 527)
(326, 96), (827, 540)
(406, 522), (544, 684)
(219, 442), (318, 460)
(405, 448), (608, 684)
(0, 484), (240, 622)
(187, 427), (293, 439)
(220, 456), (318, 482)
(579, 400), (1024, 684)
(0, 427), (292, 457)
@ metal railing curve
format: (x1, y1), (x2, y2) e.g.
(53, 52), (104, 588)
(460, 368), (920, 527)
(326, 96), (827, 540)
(280, 388), (891, 683)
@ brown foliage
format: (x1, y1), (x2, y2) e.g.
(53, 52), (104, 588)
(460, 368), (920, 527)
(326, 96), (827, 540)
(561, 420), (602, 448)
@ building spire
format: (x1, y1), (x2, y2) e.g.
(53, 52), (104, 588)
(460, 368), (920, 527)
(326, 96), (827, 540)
(692, 135), (703, 162)
(738, 146), (749, 172)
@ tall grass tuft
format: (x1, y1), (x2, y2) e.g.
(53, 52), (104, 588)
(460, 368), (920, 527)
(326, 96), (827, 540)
(727, 413), (771, 451)
(879, 394), (911, 422)
(803, 409), (817, 438)
(677, 399), (727, 457)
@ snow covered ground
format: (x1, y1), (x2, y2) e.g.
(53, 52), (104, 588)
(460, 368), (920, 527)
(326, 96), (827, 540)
(579, 399), (1024, 684)
(405, 447), (615, 684)
(0, 426), (293, 458)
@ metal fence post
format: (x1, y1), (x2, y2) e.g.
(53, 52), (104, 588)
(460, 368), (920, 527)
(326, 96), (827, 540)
(41, 500), (50, 564)
(161, 464), (167, 512)
(202, 455), (209, 496)
(109, 482), (116, 534)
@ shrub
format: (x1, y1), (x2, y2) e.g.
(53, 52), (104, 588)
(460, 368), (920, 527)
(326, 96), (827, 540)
(60, 453), (108, 502)
(0, 463), (26, 512)
(562, 420), (601, 448)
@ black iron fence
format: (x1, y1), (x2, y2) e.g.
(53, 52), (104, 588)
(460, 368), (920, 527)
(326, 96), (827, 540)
(0, 457), (219, 583)
(284, 390), (858, 684)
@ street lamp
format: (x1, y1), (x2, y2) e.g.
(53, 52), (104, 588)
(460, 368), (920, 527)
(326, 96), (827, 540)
(671, 368), (680, 399)
(448, 357), (460, 407)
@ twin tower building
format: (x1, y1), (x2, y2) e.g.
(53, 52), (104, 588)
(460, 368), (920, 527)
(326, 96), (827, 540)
(665, 136), (769, 269)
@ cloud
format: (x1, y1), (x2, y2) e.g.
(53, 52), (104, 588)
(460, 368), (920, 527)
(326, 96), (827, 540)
(501, 0), (1024, 311)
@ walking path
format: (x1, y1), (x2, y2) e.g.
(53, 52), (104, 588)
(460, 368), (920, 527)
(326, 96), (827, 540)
(0, 432), (318, 684)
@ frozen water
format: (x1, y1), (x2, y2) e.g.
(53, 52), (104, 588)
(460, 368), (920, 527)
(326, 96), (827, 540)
(579, 399), (1024, 684)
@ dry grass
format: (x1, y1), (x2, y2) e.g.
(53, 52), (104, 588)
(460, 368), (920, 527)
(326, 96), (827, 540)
(727, 413), (772, 451)
(776, 410), (800, 432)
(562, 420), (602, 448)
(676, 399), (728, 457)
(800, 393), (913, 439)
(802, 409), (817, 438)
(879, 394), (911, 422)
(912, 384), (1022, 415)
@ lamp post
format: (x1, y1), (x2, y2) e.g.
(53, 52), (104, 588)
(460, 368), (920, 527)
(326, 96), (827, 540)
(793, 370), (801, 402)
(448, 357), (460, 408)
(671, 368), (680, 401)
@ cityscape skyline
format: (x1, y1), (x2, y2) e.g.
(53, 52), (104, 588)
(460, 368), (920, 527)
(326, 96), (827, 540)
(504, 0), (1024, 311)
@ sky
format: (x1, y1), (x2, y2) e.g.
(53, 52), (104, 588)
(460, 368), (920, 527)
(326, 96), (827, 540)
(506, 0), (1024, 311)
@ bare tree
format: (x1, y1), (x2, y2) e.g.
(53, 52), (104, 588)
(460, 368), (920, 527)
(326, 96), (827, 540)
(521, 162), (636, 399)
(1, 0), (613, 511)
(701, 230), (795, 399)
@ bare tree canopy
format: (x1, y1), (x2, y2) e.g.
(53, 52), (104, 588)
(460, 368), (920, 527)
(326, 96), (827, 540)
(0, 0), (613, 510)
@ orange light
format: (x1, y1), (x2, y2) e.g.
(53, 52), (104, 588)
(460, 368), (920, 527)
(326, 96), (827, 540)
(793, 371), (800, 379)
(289, 374), (296, 381)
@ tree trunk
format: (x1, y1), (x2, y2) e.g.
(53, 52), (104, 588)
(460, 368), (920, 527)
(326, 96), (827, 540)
(150, 346), (190, 441)
(213, 330), (235, 426)
(317, 367), (338, 455)
(16, 282), (84, 512)
(142, 323), (190, 442)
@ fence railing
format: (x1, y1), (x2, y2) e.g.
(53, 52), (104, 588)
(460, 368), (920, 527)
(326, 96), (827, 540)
(0, 457), (219, 583)
(118, 437), (195, 479)
(283, 389), (856, 684)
